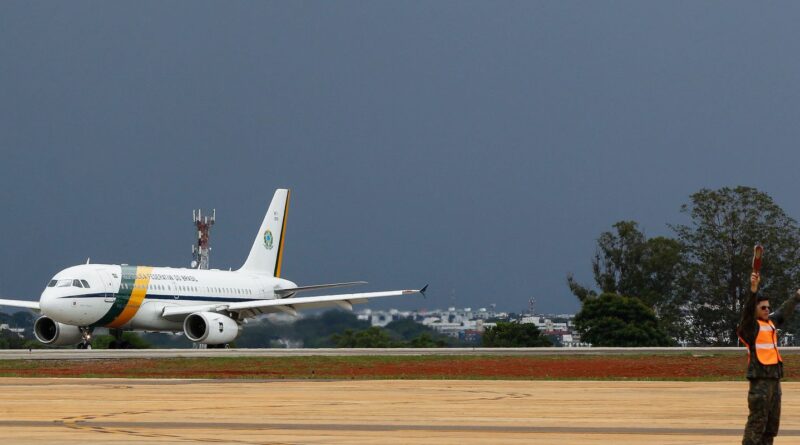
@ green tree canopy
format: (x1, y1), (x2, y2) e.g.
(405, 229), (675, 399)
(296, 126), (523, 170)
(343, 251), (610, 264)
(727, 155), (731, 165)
(294, 310), (370, 347)
(10, 311), (34, 328)
(568, 221), (685, 340)
(92, 332), (152, 349)
(482, 322), (552, 347)
(673, 186), (800, 345)
(574, 292), (673, 347)
(408, 332), (448, 347)
(332, 327), (399, 348)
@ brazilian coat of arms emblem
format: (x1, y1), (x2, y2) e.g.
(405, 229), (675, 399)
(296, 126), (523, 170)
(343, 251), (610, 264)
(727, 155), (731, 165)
(263, 229), (274, 250)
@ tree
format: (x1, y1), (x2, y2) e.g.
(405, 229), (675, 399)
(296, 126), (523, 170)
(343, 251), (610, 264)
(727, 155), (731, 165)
(384, 318), (431, 340)
(383, 318), (456, 346)
(294, 310), (370, 347)
(332, 327), (399, 348)
(482, 322), (552, 347)
(568, 221), (685, 340)
(673, 186), (800, 345)
(92, 332), (151, 349)
(408, 332), (448, 347)
(10, 311), (34, 329)
(574, 292), (673, 346)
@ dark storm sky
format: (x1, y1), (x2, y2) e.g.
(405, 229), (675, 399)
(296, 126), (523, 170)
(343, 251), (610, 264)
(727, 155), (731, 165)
(2, 2), (800, 314)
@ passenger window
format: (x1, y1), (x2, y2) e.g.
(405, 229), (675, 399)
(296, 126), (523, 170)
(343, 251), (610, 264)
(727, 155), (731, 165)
(47, 280), (57, 287)
(81, 280), (90, 288)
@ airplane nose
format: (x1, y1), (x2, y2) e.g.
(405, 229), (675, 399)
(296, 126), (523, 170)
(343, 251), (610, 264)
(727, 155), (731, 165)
(39, 290), (58, 315)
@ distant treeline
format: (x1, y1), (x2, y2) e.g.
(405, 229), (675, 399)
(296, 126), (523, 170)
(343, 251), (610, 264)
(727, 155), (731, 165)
(569, 186), (800, 347)
(0, 309), (476, 349)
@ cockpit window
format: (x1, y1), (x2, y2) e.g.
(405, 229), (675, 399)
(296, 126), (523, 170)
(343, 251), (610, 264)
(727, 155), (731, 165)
(57, 279), (72, 287)
(81, 280), (90, 288)
(47, 280), (57, 287)
(73, 279), (83, 288)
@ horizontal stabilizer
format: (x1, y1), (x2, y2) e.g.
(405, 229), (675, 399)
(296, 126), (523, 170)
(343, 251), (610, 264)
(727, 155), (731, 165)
(274, 281), (367, 297)
(0, 299), (40, 311)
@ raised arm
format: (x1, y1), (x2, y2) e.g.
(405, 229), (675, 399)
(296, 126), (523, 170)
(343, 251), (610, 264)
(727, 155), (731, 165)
(737, 273), (760, 345)
(770, 289), (800, 329)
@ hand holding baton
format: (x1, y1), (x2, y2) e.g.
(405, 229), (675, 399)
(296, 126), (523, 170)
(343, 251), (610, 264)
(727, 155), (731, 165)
(751, 244), (763, 293)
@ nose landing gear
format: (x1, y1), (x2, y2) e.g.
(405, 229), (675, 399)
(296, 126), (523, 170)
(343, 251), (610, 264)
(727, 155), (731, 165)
(76, 327), (94, 349)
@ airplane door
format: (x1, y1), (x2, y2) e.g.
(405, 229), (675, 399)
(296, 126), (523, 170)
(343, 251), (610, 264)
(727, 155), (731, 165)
(169, 279), (180, 301)
(96, 270), (117, 303)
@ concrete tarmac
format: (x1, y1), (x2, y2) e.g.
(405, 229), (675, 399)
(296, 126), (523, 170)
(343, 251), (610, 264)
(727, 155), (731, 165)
(0, 378), (797, 444)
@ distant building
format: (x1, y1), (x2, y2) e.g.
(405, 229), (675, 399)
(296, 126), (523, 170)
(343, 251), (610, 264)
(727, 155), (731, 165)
(353, 307), (584, 347)
(0, 324), (25, 338)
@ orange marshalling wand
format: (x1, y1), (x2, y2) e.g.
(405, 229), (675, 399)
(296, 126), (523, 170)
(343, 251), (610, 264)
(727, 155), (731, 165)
(751, 244), (764, 293)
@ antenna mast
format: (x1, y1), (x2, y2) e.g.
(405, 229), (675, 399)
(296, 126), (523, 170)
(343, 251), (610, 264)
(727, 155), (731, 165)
(192, 209), (215, 269)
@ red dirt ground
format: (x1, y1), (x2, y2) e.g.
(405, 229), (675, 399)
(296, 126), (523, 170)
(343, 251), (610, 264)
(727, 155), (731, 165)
(0, 353), (780, 380)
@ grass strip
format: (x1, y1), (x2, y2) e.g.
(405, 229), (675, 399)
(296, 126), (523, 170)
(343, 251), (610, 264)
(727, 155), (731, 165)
(0, 352), (788, 381)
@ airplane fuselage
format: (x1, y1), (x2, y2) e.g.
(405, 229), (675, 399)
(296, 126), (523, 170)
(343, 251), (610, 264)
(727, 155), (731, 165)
(41, 264), (296, 331)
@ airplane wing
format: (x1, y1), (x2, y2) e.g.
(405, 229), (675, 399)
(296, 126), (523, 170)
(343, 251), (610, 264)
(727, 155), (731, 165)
(274, 281), (367, 297)
(0, 299), (41, 311)
(161, 287), (426, 320)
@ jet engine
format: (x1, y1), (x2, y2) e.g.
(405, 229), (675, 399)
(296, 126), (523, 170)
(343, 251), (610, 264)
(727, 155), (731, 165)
(183, 312), (241, 345)
(33, 316), (83, 346)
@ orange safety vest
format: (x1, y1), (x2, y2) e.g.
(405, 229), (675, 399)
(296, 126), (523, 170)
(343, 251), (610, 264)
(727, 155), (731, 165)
(742, 320), (783, 365)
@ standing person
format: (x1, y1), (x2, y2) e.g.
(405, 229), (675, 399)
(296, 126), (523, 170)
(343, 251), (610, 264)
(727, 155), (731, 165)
(738, 271), (800, 444)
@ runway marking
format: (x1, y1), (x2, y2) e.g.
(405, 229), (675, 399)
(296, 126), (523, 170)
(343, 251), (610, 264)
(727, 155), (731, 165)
(1, 420), (796, 436)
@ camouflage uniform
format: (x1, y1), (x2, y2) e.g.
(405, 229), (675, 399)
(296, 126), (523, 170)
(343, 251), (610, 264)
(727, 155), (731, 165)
(743, 378), (781, 445)
(738, 291), (798, 445)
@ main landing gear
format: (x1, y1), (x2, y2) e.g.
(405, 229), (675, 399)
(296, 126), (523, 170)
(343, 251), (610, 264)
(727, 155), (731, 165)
(108, 329), (132, 349)
(77, 327), (94, 349)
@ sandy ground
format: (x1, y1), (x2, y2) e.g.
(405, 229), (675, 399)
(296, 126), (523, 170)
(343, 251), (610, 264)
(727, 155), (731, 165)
(0, 378), (798, 444)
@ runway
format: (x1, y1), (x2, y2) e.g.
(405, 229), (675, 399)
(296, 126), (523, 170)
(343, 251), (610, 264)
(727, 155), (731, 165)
(1, 378), (796, 444)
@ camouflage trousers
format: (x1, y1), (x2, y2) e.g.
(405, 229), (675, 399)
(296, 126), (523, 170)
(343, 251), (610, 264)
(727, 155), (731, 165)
(743, 378), (781, 445)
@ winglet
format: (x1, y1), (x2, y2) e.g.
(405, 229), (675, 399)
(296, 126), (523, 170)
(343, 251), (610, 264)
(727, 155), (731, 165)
(420, 284), (428, 298)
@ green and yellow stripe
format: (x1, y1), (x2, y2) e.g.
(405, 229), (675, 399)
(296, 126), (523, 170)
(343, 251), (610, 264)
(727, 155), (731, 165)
(274, 190), (290, 278)
(92, 265), (153, 328)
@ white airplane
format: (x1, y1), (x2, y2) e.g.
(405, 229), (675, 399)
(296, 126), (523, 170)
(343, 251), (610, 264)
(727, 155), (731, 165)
(0, 189), (425, 348)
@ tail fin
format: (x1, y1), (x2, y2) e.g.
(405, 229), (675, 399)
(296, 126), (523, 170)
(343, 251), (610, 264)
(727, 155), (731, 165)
(239, 189), (290, 276)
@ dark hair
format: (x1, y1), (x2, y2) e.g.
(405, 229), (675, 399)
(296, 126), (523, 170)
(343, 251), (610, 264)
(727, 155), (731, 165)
(757, 295), (769, 302)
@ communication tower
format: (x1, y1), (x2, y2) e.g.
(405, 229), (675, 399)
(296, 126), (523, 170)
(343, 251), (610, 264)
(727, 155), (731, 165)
(192, 209), (215, 269)
(528, 297), (536, 316)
